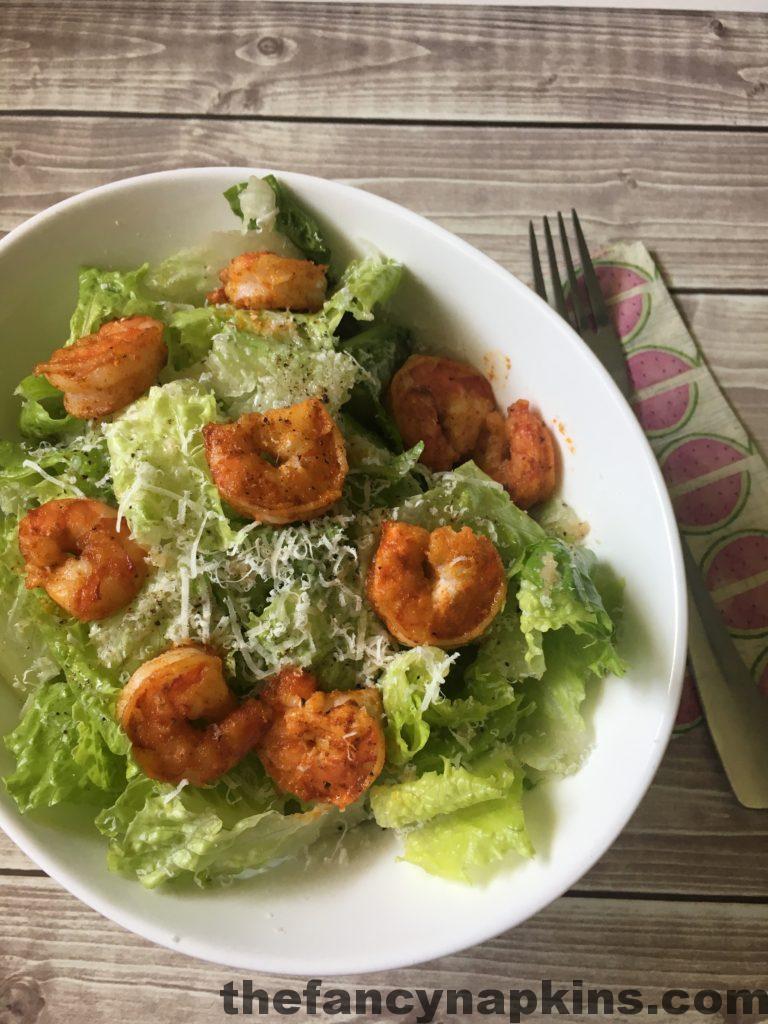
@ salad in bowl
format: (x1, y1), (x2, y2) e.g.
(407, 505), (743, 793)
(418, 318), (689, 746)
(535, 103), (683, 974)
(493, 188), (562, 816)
(0, 174), (625, 892)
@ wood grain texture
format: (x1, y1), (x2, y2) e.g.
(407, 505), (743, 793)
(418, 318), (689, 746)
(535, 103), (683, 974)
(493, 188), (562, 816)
(0, 829), (37, 872)
(1, 874), (767, 1024)
(1, 3), (768, 126)
(677, 293), (768, 455)
(2, 116), (768, 289)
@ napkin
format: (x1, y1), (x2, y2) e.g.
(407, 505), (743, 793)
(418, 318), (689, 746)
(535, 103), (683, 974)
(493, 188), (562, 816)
(581, 242), (768, 733)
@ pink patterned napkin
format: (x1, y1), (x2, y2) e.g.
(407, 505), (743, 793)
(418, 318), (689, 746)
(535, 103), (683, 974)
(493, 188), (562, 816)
(579, 242), (768, 733)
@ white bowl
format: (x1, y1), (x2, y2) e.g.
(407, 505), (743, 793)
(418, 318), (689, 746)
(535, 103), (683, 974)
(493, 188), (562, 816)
(0, 168), (686, 974)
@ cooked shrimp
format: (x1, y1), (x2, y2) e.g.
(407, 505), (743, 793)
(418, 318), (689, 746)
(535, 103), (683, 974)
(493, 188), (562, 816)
(34, 316), (167, 419)
(18, 498), (148, 621)
(366, 521), (506, 648)
(255, 666), (385, 809)
(207, 251), (327, 312)
(388, 355), (498, 471)
(475, 399), (557, 509)
(118, 645), (270, 786)
(202, 398), (348, 524)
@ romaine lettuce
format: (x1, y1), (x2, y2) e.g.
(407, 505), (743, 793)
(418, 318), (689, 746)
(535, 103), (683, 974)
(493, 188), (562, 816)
(402, 776), (533, 883)
(15, 375), (77, 440)
(96, 765), (358, 887)
(0, 429), (111, 516)
(68, 264), (160, 343)
(204, 319), (363, 418)
(223, 176), (279, 234)
(3, 596), (127, 813)
(378, 646), (455, 766)
(339, 324), (410, 392)
(165, 306), (226, 372)
(517, 538), (617, 668)
(263, 175), (330, 264)
(224, 175), (331, 267)
(105, 379), (232, 552)
(394, 462), (544, 571)
(5, 674), (124, 813)
(317, 255), (403, 335)
(371, 751), (517, 829)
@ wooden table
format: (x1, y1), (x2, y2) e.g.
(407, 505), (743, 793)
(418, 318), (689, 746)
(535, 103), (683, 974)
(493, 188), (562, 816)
(1, 3), (767, 1019)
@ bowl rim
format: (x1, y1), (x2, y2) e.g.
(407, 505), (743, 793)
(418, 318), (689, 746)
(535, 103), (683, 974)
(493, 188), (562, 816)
(0, 166), (688, 974)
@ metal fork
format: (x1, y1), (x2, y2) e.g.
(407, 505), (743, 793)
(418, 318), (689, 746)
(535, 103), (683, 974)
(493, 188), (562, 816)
(529, 211), (768, 809)
(530, 211), (632, 400)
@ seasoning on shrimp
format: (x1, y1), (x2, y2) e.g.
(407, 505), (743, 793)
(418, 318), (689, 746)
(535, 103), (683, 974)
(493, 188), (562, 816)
(207, 251), (327, 312)
(18, 498), (149, 621)
(366, 521), (506, 648)
(255, 666), (385, 809)
(34, 316), (167, 419)
(387, 354), (498, 471)
(475, 399), (557, 509)
(202, 398), (348, 524)
(117, 645), (270, 786)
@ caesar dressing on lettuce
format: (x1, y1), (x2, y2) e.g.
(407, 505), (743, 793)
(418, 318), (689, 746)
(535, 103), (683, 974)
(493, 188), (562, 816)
(0, 176), (625, 888)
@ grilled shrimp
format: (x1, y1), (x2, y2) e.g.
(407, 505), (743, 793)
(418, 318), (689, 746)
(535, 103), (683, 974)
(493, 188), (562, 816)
(387, 355), (498, 471)
(366, 521), (506, 648)
(202, 398), (348, 524)
(475, 399), (557, 509)
(118, 645), (270, 786)
(207, 251), (327, 312)
(255, 666), (385, 809)
(18, 498), (149, 621)
(34, 316), (167, 419)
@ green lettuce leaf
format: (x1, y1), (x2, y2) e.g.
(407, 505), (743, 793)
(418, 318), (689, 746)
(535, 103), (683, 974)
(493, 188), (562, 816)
(517, 538), (618, 669)
(96, 768), (357, 888)
(166, 306), (226, 371)
(337, 325), (410, 449)
(4, 674), (124, 813)
(15, 375), (78, 440)
(339, 324), (410, 392)
(223, 176), (278, 232)
(2, 590), (127, 813)
(515, 571), (625, 775)
(371, 751), (516, 829)
(533, 497), (590, 544)
(0, 430), (112, 516)
(342, 419), (423, 510)
(402, 775), (533, 883)
(68, 264), (160, 343)
(424, 610), (531, 731)
(224, 175), (330, 264)
(204, 319), (363, 418)
(377, 646), (455, 766)
(263, 175), (330, 264)
(105, 379), (232, 552)
(317, 256), (403, 335)
(395, 462), (544, 571)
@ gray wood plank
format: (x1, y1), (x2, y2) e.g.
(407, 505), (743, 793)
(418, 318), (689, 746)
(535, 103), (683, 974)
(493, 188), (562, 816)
(2, 116), (768, 289)
(677, 293), (768, 456)
(0, 830), (37, 872)
(1, 874), (767, 1024)
(1, 3), (768, 126)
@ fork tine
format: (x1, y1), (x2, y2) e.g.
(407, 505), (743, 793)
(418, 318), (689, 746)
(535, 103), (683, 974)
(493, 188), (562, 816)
(557, 211), (584, 332)
(529, 221), (548, 302)
(543, 216), (567, 320)
(571, 209), (610, 328)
